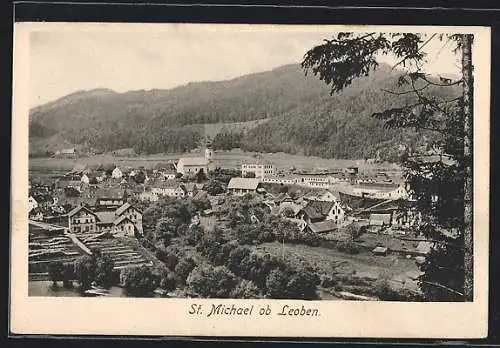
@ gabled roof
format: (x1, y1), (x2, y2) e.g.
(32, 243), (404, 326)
(68, 204), (97, 218)
(115, 202), (142, 216)
(338, 192), (388, 211)
(308, 220), (338, 233)
(301, 200), (336, 220)
(227, 178), (261, 190)
(178, 157), (209, 166)
(154, 162), (177, 170)
(115, 202), (131, 216)
(95, 188), (126, 199)
(95, 210), (117, 224)
(184, 183), (198, 192)
(153, 180), (181, 189)
(113, 215), (134, 226)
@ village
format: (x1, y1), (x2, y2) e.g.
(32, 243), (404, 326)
(28, 145), (431, 299)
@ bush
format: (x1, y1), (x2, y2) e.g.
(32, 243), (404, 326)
(174, 257), (196, 285)
(230, 279), (261, 299)
(186, 264), (238, 298)
(265, 269), (289, 299)
(121, 265), (155, 297)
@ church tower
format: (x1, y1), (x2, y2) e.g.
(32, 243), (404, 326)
(205, 147), (214, 162)
(202, 135), (214, 163)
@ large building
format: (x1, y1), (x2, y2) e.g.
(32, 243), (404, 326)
(175, 157), (209, 175)
(351, 182), (409, 200)
(241, 162), (276, 179)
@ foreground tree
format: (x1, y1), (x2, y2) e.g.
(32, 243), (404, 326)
(302, 32), (473, 301)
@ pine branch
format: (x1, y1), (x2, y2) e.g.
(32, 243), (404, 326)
(391, 33), (437, 71)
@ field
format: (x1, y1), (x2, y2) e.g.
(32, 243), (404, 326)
(29, 149), (401, 173)
(255, 242), (421, 293)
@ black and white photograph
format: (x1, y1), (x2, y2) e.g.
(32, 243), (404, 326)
(10, 22), (490, 337)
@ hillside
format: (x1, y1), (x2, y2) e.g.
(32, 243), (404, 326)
(29, 63), (459, 160)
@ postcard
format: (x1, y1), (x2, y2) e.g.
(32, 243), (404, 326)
(10, 22), (490, 338)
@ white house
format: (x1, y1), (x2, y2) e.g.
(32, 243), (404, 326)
(151, 181), (187, 198)
(351, 183), (408, 200)
(241, 162), (276, 179)
(175, 157), (209, 175)
(81, 174), (90, 184)
(315, 190), (339, 202)
(28, 196), (38, 213)
(227, 178), (262, 196)
(299, 200), (345, 226)
(262, 175), (297, 185)
(112, 167), (123, 179)
(297, 175), (330, 188)
(138, 190), (159, 202)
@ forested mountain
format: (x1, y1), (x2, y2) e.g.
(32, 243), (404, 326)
(29, 63), (459, 160)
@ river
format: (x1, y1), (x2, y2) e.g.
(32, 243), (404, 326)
(29, 281), (135, 297)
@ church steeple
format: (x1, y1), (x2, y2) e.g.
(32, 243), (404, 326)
(202, 135), (213, 163)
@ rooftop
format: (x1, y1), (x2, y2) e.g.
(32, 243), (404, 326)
(178, 157), (209, 166)
(227, 178), (261, 190)
(308, 220), (338, 233)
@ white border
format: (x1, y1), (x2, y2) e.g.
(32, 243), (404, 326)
(11, 23), (490, 338)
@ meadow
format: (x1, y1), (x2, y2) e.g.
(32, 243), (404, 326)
(29, 149), (401, 173)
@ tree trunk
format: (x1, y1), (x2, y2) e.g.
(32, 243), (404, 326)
(462, 34), (474, 301)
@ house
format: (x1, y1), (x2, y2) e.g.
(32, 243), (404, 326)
(298, 200), (345, 225)
(151, 181), (187, 198)
(241, 162), (275, 179)
(295, 174), (330, 188)
(67, 205), (98, 234)
(307, 220), (338, 234)
(68, 203), (143, 237)
(28, 196), (38, 213)
(227, 178), (261, 196)
(161, 170), (177, 181)
(81, 174), (90, 184)
(351, 182), (408, 200)
(115, 202), (143, 234)
(56, 179), (82, 192)
(29, 207), (44, 221)
(55, 148), (76, 158)
(369, 213), (392, 226)
(262, 175), (297, 185)
(95, 188), (127, 207)
(113, 216), (138, 238)
(314, 190), (339, 202)
(138, 190), (159, 202)
(175, 157), (209, 175)
(112, 167), (123, 179)
(184, 183), (199, 197)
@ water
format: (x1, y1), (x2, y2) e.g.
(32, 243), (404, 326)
(29, 281), (130, 297)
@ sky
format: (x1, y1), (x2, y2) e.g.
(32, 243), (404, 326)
(28, 23), (462, 108)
